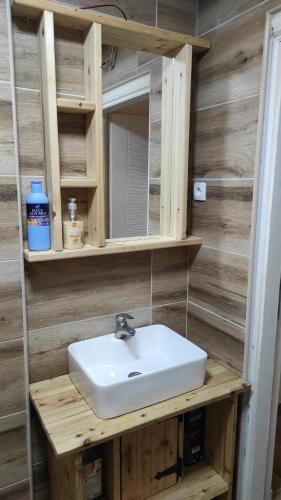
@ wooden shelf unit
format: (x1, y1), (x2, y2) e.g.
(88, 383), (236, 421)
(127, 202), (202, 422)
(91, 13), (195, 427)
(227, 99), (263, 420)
(12, 0), (210, 262)
(30, 359), (249, 500)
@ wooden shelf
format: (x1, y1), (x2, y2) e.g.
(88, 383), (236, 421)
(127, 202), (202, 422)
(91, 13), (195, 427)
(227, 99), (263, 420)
(30, 359), (249, 457)
(57, 98), (96, 114)
(149, 463), (229, 500)
(23, 236), (203, 262)
(12, 0), (210, 57)
(60, 178), (97, 188)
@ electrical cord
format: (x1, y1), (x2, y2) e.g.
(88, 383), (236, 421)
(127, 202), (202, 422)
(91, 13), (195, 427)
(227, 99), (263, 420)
(79, 3), (128, 69)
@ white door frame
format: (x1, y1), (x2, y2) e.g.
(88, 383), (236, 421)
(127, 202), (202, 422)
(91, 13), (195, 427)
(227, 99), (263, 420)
(237, 8), (281, 500)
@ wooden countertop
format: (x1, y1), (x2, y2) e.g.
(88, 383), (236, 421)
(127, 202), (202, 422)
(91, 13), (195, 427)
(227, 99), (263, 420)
(30, 359), (250, 457)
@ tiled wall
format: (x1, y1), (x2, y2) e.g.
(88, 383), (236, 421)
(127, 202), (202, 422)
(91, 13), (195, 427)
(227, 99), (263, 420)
(0, 1), (30, 498)
(9, 1), (197, 498)
(186, 0), (281, 374)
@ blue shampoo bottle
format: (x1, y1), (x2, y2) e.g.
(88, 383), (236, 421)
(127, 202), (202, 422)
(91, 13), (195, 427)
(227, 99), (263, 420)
(26, 181), (51, 251)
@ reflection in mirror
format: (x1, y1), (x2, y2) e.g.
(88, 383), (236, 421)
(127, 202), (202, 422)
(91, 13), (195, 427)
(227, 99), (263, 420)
(102, 48), (162, 239)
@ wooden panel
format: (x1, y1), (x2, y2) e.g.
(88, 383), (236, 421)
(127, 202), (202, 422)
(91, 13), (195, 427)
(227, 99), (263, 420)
(157, 0), (196, 35)
(29, 359), (249, 457)
(103, 438), (121, 500)
(60, 178), (97, 188)
(152, 247), (188, 306)
(0, 84), (15, 175)
(0, 339), (25, 417)
(148, 180), (160, 235)
(197, 0), (261, 35)
(195, 1), (278, 110)
(149, 120), (161, 178)
(187, 302), (245, 375)
(149, 463), (228, 500)
(205, 395), (238, 500)
(49, 447), (83, 500)
(38, 11), (62, 251)
(84, 23), (105, 247)
(25, 252), (151, 329)
(12, 0), (210, 56)
(121, 419), (178, 500)
(189, 246), (249, 327)
(24, 236), (203, 262)
(152, 303), (187, 338)
(0, 260), (23, 342)
(0, 177), (20, 261)
(0, 412), (28, 489)
(0, 479), (31, 500)
(57, 98), (95, 114)
(192, 96), (259, 179)
(191, 179), (253, 256)
(160, 44), (192, 239)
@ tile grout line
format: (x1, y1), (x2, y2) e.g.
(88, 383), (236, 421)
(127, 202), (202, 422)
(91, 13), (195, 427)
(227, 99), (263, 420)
(6, 1), (33, 497)
(0, 409), (26, 422)
(192, 177), (254, 182)
(202, 243), (250, 258)
(0, 477), (30, 494)
(197, 0), (272, 37)
(188, 300), (246, 334)
(194, 92), (260, 113)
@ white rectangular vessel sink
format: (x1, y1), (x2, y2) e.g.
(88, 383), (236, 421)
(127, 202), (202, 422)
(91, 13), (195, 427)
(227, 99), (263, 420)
(68, 325), (207, 419)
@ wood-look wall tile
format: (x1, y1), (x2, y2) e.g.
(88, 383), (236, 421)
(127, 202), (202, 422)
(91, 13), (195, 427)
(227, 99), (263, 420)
(195, 1), (281, 109)
(138, 51), (158, 68)
(28, 308), (151, 383)
(191, 179), (253, 255)
(62, 0), (156, 25)
(13, 17), (40, 90)
(187, 302), (244, 374)
(148, 179), (160, 235)
(197, 0), (262, 35)
(103, 48), (138, 90)
(152, 302), (187, 337)
(0, 1), (9, 81)
(0, 177), (20, 261)
(26, 252), (151, 330)
(192, 95), (259, 178)
(0, 84), (15, 175)
(0, 480), (30, 500)
(0, 412), (28, 489)
(58, 113), (87, 177)
(0, 339), (25, 416)
(13, 18), (84, 95)
(152, 247), (188, 306)
(33, 461), (49, 500)
(55, 26), (84, 96)
(149, 120), (161, 178)
(189, 246), (249, 326)
(16, 89), (44, 176)
(0, 261), (23, 342)
(157, 0), (196, 35)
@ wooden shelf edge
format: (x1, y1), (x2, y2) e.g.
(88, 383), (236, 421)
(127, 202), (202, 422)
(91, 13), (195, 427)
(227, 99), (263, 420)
(60, 177), (97, 188)
(23, 236), (203, 262)
(57, 97), (96, 114)
(149, 463), (229, 500)
(12, 0), (210, 55)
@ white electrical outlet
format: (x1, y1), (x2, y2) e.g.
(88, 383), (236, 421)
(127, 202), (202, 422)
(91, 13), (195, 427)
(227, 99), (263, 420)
(193, 181), (207, 201)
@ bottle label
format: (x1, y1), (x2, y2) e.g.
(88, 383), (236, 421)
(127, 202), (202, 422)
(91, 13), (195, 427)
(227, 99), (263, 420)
(27, 203), (50, 227)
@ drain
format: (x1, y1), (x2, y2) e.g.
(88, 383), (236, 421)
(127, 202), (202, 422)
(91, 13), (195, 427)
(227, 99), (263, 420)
(128, 371), (142, 378)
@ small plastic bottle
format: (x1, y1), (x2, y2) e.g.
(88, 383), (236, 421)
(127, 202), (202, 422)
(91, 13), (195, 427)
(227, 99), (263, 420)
(26, 181), (51, 251)
(63, 198), (84, 250)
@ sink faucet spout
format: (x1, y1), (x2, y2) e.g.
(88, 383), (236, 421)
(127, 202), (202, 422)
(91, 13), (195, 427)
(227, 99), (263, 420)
(115, 313), (136, 340)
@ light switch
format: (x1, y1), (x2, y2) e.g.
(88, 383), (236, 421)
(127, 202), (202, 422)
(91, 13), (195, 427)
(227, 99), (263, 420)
(193, 181), (207, 201)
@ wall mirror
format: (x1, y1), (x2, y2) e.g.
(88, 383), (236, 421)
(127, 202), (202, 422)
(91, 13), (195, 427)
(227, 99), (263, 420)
(102, 49), (162, 239)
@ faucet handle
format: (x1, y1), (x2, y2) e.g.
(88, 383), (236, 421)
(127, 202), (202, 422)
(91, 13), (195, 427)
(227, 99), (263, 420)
(116, 313), (134, 327)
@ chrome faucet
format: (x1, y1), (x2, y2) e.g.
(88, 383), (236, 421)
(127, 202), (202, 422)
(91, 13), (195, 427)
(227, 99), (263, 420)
(115, 313), (136, 340)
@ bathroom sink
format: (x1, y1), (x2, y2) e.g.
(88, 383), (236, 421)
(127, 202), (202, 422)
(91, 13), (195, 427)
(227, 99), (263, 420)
(68, 325), (207, 419)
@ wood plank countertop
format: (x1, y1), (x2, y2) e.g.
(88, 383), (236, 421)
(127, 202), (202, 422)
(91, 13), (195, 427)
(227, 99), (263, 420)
(30, 359), (250, 457)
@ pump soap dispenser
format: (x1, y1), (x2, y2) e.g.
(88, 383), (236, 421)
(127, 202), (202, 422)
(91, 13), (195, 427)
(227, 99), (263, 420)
(63, 198), (84, 250)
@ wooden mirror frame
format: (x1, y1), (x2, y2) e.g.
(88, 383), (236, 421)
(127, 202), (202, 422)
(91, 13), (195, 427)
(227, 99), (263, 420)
(11, 0), (210, 262)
